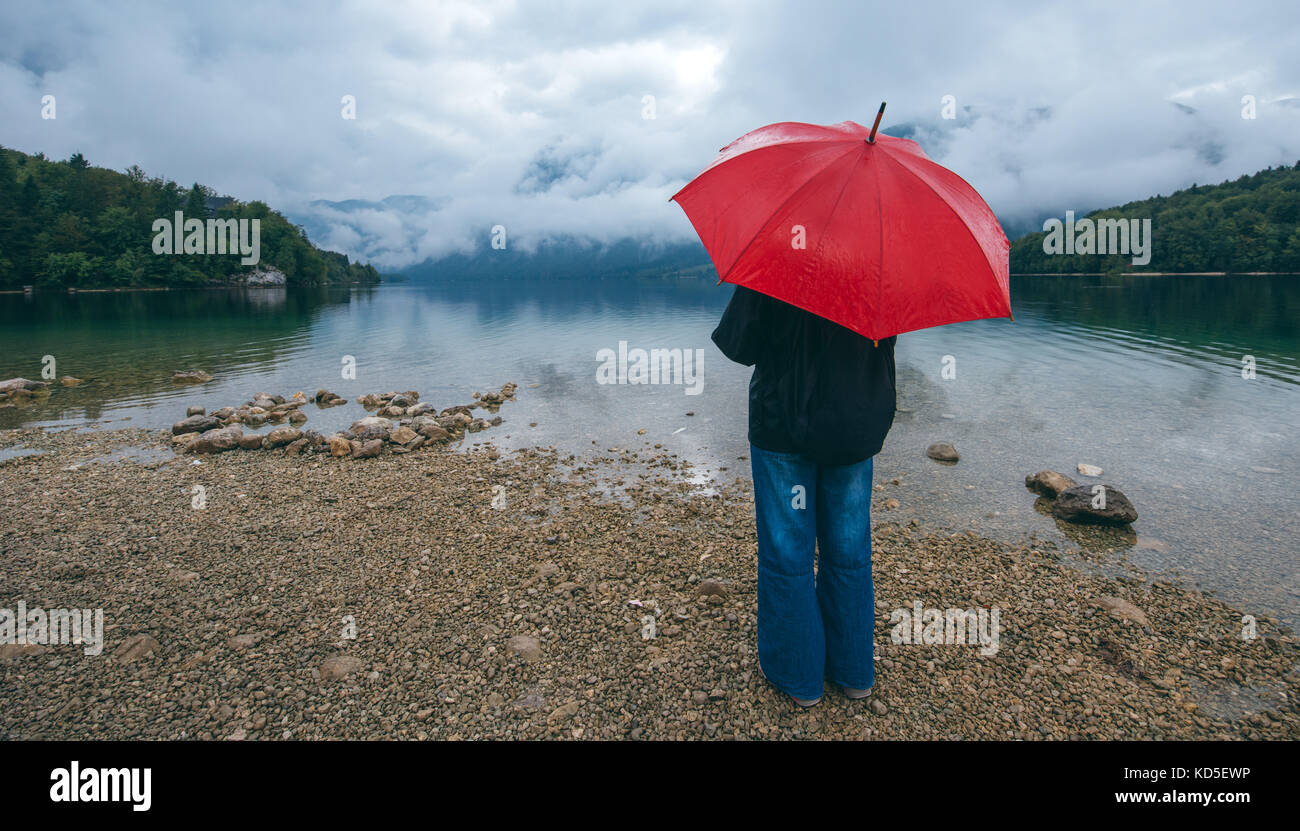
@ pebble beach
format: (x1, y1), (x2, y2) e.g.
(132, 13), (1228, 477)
(1, 421), (1297, 741)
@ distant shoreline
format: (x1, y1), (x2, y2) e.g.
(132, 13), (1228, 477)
(0, 282), (376, 295)
(6, 272), (1300, 295)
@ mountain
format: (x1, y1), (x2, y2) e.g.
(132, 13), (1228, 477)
(1010, 161), (1300, 274)
(293, 158), (1300, 283)
(402, 236), (714, 281)
(0, 146), (381, 290)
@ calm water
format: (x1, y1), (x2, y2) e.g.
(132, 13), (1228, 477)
(2, 276), (1298, 627)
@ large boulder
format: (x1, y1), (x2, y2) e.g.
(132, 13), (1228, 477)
(349, 416), (392, 442)
(1052, 484), (1138, 525)
(351, 439), (384, 459)
(1025, 470), (1077, 498)
(389, 426), (418, 445)
(350, 416), (392, 432)
(926, 442), (959, 462)
(186, 425), (242, 454)
(417, 424), (451, 443)
(262, 426), (303, 449)
(172, 414), (220, 436)
(328, 434), (353, 457)
(0, 378), (48, 394)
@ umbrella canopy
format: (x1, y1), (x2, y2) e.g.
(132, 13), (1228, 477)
(671, 118), (1011, 341)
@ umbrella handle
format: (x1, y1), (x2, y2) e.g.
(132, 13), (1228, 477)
(867, 102), (886, 144)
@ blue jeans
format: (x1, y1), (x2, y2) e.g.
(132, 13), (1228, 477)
(750, 444), (875, 700)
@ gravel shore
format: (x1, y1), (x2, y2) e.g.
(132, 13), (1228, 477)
(2, 426), (1296, 740)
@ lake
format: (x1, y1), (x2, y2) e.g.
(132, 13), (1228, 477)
(2, 274), (1298, 628)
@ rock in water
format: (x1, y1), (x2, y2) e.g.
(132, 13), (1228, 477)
(350, 416), (392, 432)
(417, 424), (451, 443)
(926, 442), (960, 462)
(172, 370), (213, 384)
(1025, 470), (1077, 498)
(0, 378), (49, 394)
(1076, 463), (1103, 477)
(1051, 485), (1137, 525)
(172, 414), (220, 435)
(507, 635), (543, 662)
(61, 376), (85, 386)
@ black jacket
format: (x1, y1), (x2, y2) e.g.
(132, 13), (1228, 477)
(711, 285), (897, 466)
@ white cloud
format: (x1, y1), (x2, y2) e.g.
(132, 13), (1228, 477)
(2, 0), (1298, 267)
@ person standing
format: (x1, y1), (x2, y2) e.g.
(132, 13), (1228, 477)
(713, 285), (897, 708)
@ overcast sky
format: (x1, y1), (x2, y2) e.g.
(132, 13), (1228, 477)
(2, 0), (1299, 268)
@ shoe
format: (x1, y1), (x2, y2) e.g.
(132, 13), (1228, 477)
(842, 685), (873, 700)
(759, 667), (821, 708)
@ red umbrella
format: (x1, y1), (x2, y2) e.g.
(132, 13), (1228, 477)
(670, 105), (1011, 342)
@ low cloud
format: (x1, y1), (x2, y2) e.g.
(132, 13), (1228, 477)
(2, 0), (1298, 267)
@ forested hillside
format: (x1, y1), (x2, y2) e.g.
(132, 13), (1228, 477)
(0, 146), (380, 289)
(1010, 162), (1300, 274)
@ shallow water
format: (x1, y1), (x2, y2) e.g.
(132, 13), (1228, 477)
(0, 444), (46, 463)
(1, 275), (1297, 627)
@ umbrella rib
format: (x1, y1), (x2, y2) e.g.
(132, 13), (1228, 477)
(875, 149), (884, 332)
(878, 150), (1004, 286)
(810, 143), (865, 266)
(718, 142), (861, 284)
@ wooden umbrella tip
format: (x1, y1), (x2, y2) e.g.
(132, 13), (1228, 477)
(867, 102), (887, 144)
